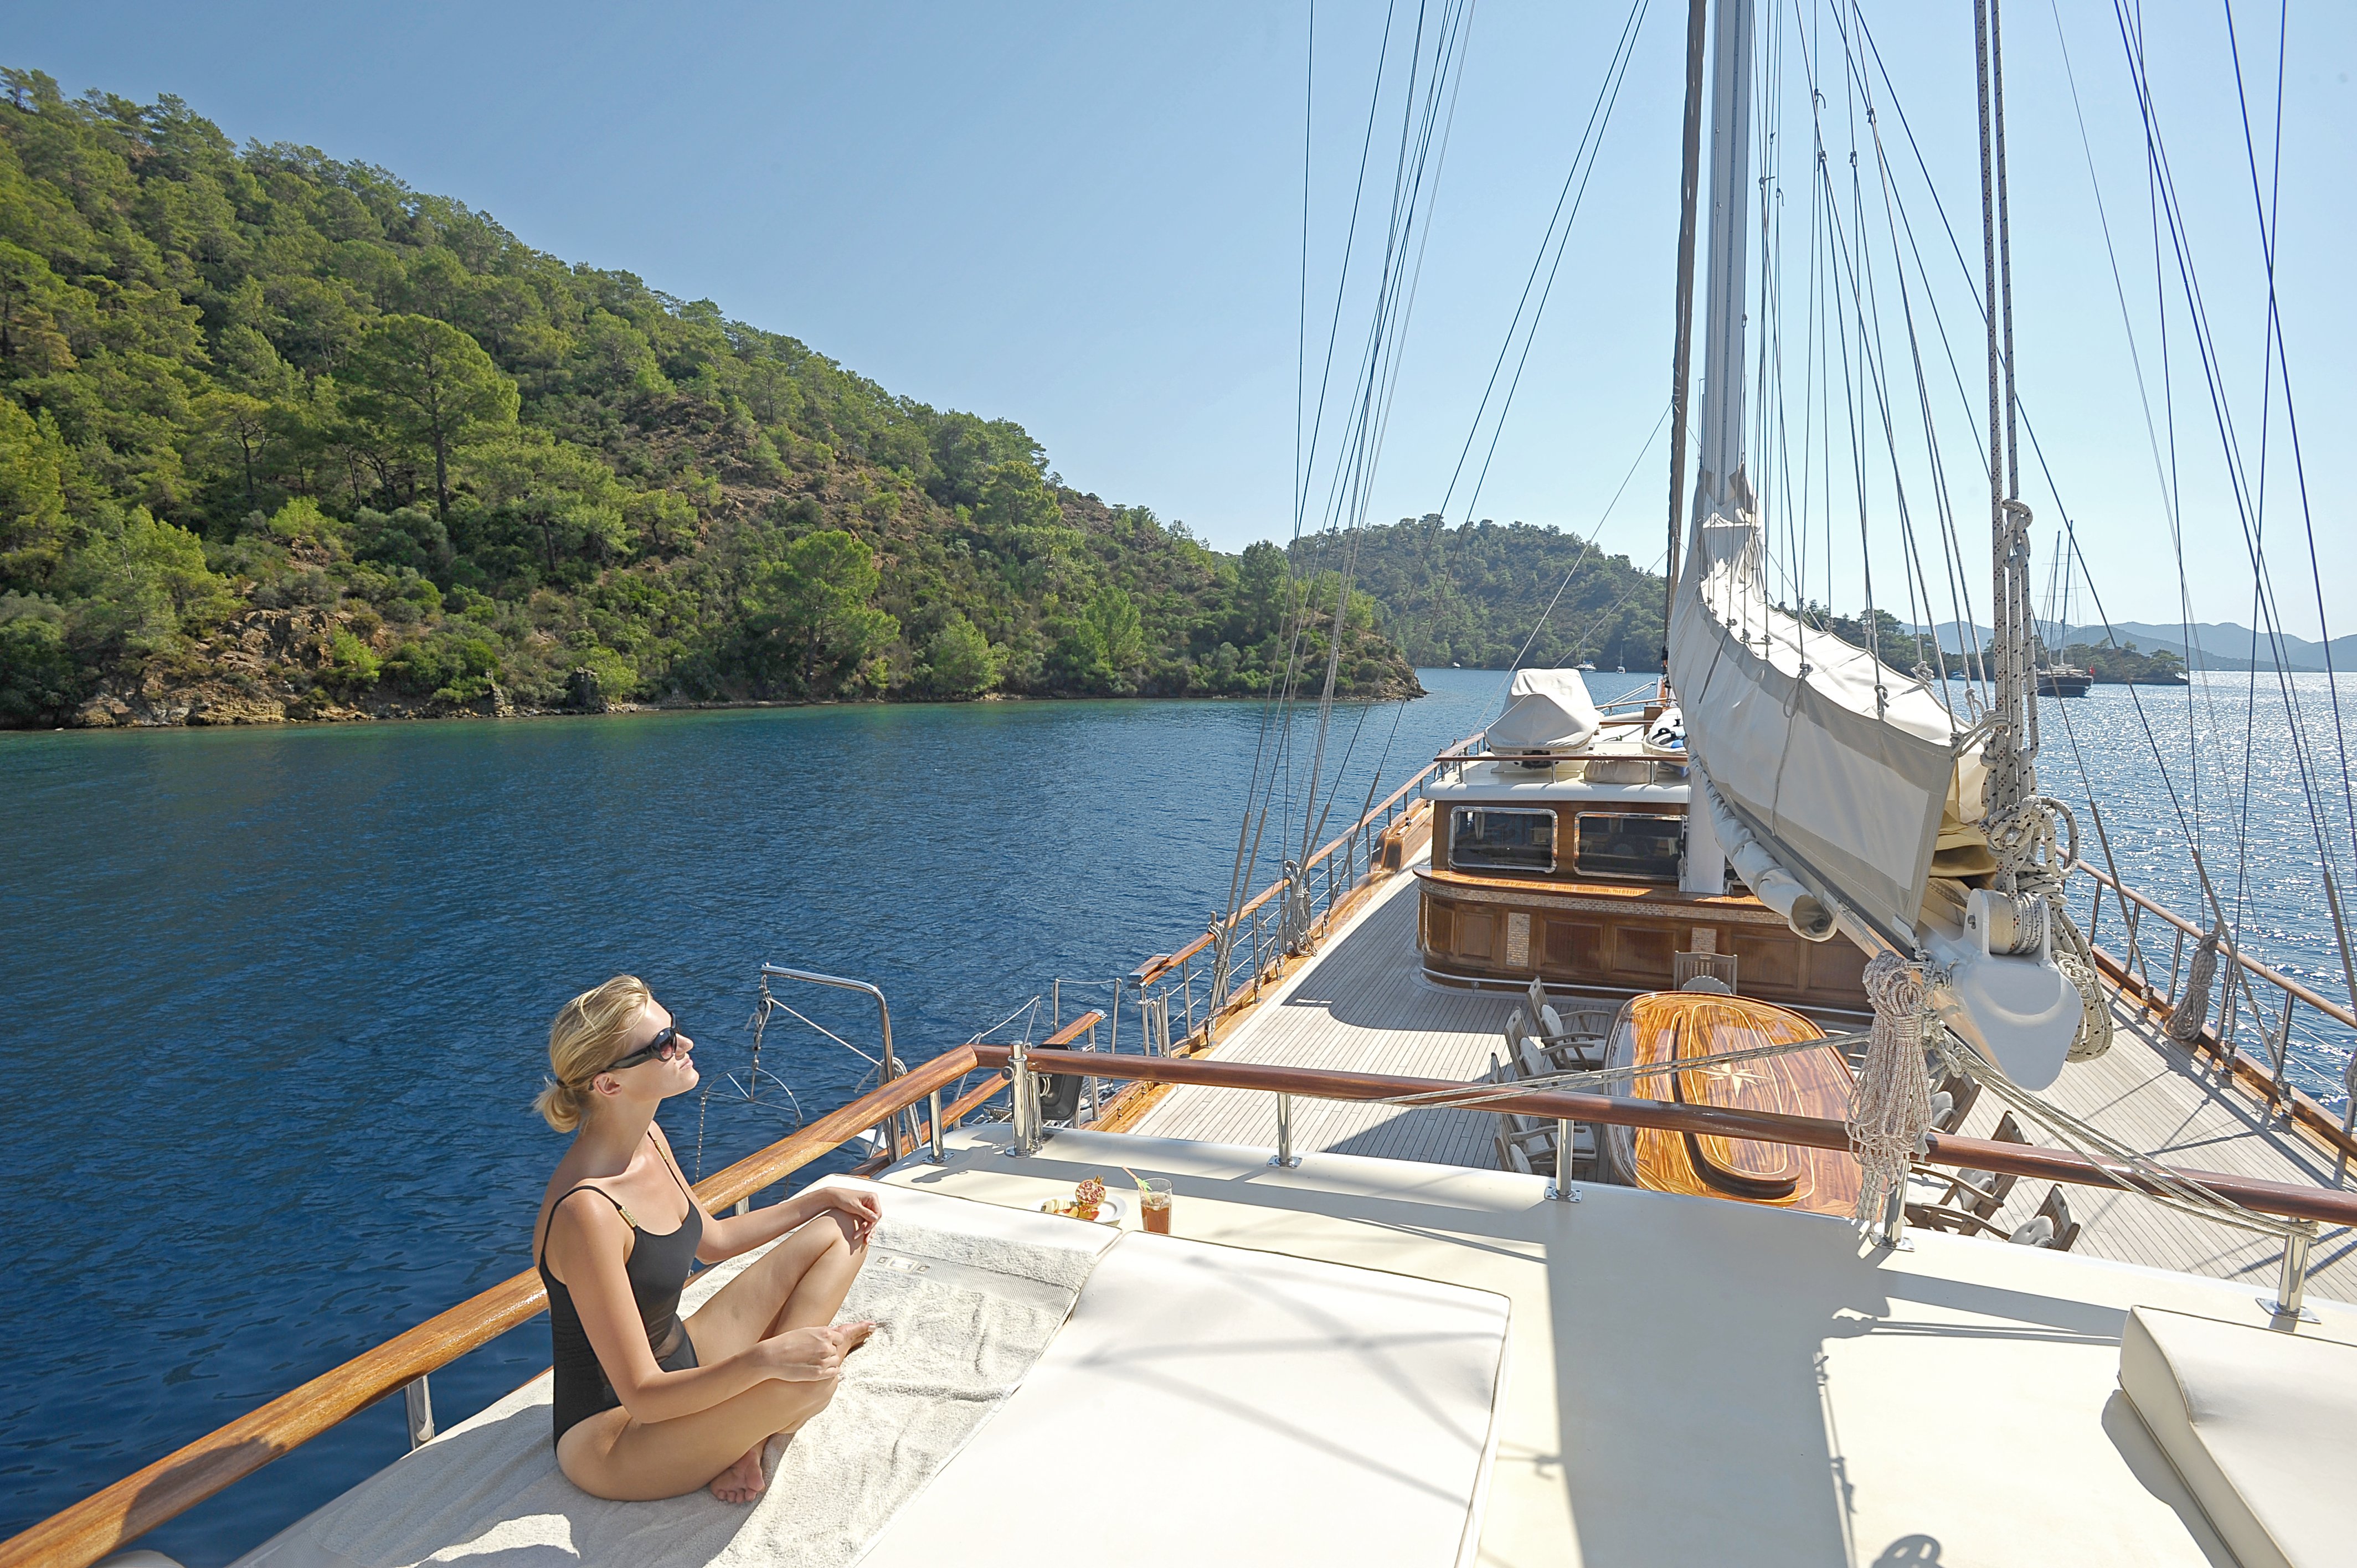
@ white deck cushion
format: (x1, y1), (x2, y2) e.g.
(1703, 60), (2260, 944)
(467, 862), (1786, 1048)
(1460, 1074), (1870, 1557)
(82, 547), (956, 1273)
(2118, 1306), (2357, 1568)
(861, 1232), (1511, 1568)
(230, 1186), (1507, 1568)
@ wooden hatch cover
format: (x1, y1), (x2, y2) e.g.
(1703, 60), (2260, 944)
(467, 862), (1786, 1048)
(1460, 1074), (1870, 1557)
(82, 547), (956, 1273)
(1618, 991), (1859, 1213)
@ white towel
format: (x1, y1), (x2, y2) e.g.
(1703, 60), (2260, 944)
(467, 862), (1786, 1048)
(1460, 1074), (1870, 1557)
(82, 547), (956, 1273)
(239, 1188), (1116, 1568)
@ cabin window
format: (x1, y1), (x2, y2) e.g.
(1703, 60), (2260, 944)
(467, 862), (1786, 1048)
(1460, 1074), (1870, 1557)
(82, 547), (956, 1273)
(1449, 807), (1556, 873)
(1573, 812), (1685, 881)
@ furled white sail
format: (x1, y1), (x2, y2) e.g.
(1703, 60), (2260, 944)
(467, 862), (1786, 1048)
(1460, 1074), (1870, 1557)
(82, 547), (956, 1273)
(1670, 483), (2083, 1090)
(1668, 487), (1959, 945)
(1485, 668), (1603, 754)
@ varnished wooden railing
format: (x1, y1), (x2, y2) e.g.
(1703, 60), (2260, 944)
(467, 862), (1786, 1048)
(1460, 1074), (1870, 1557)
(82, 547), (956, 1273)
(2074, 860), (2357, 1167)
(0, 1046), (978, 1568)
(1139, 765), (1438, 988)
(1040, 1010), (1104, 1048)
(972, 1045), (2357, 1228)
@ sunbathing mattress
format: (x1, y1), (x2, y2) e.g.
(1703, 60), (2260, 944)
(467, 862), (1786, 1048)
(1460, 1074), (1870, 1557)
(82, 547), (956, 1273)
(230, 1179), (1510, 1568)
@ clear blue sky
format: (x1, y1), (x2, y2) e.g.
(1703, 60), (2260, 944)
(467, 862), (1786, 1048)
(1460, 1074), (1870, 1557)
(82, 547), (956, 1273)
(11, 2), (2352, 637)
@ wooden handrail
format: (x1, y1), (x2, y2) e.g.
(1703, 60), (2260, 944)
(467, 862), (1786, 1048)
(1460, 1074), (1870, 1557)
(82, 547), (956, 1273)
(975, 1045), (2357, 1229)
(1146, 765), (1439, 978)
(913, 1071), (1011, 1146)
(0, 1047), (977, 1568)
(1041, 1011), (1104, 1049)
(2076, 862), (2357, 1034)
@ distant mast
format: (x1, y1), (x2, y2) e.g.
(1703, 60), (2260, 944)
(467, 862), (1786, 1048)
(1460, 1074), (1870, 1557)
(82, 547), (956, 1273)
(1678, 0), (1754, 896)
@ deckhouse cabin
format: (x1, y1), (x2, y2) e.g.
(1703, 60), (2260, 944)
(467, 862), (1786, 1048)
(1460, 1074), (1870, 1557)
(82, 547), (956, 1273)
(1418, 670), (1871, 1017)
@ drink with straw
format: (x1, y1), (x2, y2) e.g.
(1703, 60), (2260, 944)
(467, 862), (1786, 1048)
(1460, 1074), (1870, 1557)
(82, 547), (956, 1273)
(1124, 1167), (1174, 1234)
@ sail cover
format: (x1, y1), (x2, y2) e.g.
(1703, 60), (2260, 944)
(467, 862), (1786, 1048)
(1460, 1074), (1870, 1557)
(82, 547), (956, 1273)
(1485, 668), (1603, 752)
(1669, 501), (1963, 942)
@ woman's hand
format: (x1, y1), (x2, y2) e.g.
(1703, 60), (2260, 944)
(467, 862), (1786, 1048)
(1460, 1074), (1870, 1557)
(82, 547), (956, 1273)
(758, 1322), (876, 1381)
(824, 1186), (883, 1244)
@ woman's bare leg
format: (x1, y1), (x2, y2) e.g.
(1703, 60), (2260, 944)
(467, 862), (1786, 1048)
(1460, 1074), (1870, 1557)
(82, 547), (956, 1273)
(555, 1375), (845, 1503)
(678, 1211), (872, 1501)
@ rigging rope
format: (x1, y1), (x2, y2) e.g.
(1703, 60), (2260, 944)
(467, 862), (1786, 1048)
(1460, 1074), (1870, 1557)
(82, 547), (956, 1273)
(1851, 952), (1937, 1233)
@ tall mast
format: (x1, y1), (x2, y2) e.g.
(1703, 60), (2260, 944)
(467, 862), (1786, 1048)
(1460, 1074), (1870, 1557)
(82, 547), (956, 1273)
(1662, 0), (1708, 673)
(1677, 0), (1755, 895)
(1694, 0), (1756, 524)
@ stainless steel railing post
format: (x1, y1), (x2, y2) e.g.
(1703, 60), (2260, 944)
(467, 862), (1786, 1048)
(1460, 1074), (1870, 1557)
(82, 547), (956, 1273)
(1006, 1036), (1040, 1157)
(760, 965), (907, 1159)
(1269, 1092), (1301, 1168)
(928, 1087), (946, 1164)
(2262, 1221), (2317, 1322)
(1544, 1118), (1581, 1203)
(404, 1376), (435, 1449)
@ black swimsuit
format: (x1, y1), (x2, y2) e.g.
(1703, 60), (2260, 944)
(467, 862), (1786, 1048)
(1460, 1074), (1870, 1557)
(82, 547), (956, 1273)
(537, 1132), (707, 1442)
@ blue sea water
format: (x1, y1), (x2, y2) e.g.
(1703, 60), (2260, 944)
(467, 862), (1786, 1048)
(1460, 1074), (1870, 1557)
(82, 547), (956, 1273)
(3, 666), (2350, 1563)
(0, 670), (1534, 1565)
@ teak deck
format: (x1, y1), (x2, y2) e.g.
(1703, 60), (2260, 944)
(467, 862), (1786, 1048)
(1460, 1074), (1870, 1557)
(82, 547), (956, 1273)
(1127, 867), (2357, 1302)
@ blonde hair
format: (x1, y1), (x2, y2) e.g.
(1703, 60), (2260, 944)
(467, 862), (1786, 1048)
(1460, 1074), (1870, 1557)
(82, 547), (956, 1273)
(534, 974), (653, 1132)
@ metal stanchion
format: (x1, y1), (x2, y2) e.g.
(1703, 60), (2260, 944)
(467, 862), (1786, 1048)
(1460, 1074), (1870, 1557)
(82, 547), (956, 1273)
(404, 1376), (435, 1450)
(2260, 1220), (2319, 1323)
(1007, 1038), (1040, 1156)
(1544, 1118), (1581, 1202)
(1269, 1092), (1301, 1168)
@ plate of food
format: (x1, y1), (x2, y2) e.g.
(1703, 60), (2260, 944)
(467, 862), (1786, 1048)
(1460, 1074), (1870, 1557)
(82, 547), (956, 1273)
(1038, 1177), (1124, 1226)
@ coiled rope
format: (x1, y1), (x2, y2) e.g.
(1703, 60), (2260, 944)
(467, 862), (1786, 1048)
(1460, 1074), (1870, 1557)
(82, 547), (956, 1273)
(1851, 953), (1937, 1232)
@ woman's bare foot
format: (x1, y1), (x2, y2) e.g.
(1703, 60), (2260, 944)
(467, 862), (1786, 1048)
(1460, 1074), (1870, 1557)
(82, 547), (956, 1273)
(709, 1443), (766, 1505)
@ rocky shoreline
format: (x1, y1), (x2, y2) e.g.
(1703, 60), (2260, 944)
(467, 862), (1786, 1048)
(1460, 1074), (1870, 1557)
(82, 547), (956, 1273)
(44, 606), (1425, 731)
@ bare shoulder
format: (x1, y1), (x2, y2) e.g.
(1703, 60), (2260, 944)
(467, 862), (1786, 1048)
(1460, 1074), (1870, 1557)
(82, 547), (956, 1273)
(540, 1180), (630, 1270)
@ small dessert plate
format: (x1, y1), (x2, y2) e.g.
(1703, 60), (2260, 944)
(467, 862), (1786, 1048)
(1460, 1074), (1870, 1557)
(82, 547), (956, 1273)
(1037, 1194), (1125, 1227)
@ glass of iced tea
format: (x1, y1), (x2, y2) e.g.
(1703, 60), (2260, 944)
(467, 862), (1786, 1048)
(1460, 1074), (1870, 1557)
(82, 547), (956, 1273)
(1140, 1178), (1173, 1235)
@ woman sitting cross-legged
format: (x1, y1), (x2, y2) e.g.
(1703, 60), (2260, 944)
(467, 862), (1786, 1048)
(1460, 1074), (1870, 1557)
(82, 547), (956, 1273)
(532, 973), (879, 1505)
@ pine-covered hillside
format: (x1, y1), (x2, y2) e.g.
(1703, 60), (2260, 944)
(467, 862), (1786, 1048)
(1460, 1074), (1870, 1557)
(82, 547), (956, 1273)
(1303, 516), (1668, 672)
(0, 69), (1419, 728)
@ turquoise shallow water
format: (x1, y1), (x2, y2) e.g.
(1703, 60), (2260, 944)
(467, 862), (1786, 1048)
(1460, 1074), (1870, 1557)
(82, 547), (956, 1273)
(4, 666), (2349, 1563)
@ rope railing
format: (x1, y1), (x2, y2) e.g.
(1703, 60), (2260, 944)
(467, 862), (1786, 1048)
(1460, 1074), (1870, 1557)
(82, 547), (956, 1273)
(0, 1048), (979, 1568)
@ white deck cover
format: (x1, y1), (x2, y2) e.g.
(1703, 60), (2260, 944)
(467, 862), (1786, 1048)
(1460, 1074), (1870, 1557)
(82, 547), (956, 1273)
(1670, 504), (1961, 940)
(231, 1180), (1508, 1568)
(1485, 668), (1603, 754)
(863, 1231), (1510, 1568)
(891, 1126), (2357, 1568)
(2119, 1307), (2357, 1568)
(233, 1182), (1117, 1568)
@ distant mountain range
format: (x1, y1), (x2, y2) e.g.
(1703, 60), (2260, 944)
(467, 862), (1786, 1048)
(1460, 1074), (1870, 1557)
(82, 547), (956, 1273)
(1907, 620), (2357, 674)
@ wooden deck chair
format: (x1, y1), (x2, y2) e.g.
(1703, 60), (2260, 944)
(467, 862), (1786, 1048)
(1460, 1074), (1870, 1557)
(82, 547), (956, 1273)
(2010, 1187), (2081, 1251)
(1937, 1112), (2025, 1218)
(1517, 1037), (1553, 1082)
(1504, 1005), (1529, 1057)
(1537, 1002), (1614, 1071)
(1527, 976), (1550, 1022)
(1495, 1115), (1557, 1177)
(1932, 1070), (1982, 1133)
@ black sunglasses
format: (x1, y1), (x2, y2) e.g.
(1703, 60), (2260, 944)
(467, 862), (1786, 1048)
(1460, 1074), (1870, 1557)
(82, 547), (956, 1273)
(609, 1019), (688, 1071)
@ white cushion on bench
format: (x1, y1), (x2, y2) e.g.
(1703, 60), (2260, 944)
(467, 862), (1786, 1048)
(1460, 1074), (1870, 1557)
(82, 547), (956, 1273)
(2119, 1307), (2357, 1568)
(861, 1232), (1511, 1568)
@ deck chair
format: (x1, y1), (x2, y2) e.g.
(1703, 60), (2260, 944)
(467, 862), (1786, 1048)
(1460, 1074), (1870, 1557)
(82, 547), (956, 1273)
(1495, 1115), (1557, 1177)
(1936, 1111), (2025, 1218)
(1932, 1070), (1982, 1133)
(1504, 1005), (1529, 1058)
(1517, 1038), (1553, 1082)
(2009, 1187), (2082, 1251)
(1527, 976), (1550, 1022)
(1536, 1002), (1614, 1071)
